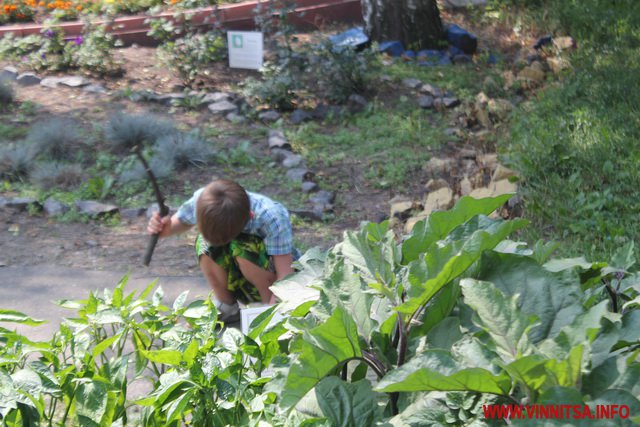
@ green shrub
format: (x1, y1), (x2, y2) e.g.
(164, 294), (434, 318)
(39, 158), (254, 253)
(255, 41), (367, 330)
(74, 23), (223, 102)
(27, 118), (83, 161)
(244, 63), (298, 111)
(0, 78), (14, 107)
(0, 143), (34, 180)
(157, 30), (227, 84)
(63, 23), (124, 76)
(0, 22), (122, 75)
(30, 161), (83, 190)
(311, 41), (381, 103)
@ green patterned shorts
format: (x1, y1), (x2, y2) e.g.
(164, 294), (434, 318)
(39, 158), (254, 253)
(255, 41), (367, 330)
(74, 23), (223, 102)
(195, 233), (271, 304)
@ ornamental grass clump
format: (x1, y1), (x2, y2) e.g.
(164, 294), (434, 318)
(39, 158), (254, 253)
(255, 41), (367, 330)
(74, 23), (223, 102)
(153, 130), (214, 171)
(104, 113), (177, 154)
(0, 143), (35, 180)
(27, 118), (83, 161)
(30, 161), (83, 190)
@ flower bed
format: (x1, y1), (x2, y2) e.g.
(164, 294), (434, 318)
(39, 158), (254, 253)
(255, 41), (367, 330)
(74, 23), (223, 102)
(0, 0), (220, 24)
(0, 0), (362, 45)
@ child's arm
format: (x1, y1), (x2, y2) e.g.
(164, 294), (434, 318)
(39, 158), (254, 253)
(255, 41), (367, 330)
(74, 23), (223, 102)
(269, 253), (294, 304)
(147, 212), (193, 238)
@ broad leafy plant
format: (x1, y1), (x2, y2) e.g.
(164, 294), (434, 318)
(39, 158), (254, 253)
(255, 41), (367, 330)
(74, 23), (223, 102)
(256, 194), (640, 425)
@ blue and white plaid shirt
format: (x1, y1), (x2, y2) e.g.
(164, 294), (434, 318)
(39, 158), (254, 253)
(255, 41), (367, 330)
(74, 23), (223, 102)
(176, 188), (295, 256)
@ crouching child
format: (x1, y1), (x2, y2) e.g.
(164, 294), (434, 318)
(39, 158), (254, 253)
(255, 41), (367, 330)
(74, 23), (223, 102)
(147, 179), (296, 322)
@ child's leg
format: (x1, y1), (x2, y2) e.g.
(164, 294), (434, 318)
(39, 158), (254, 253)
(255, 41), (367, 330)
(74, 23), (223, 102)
(198, 255), (236, 305)
(235, 257), (276, 303)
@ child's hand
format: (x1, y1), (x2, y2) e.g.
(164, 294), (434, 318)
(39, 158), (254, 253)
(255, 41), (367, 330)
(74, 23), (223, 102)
(147, 212), (171, 236)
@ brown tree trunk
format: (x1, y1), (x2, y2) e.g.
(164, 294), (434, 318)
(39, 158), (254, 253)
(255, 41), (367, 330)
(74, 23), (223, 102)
(362, 0), (445, 50)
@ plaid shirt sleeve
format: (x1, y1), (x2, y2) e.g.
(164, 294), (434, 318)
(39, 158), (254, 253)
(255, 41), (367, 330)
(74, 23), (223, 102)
(260, 203), (293, 255)
(176, 188), (203, 225)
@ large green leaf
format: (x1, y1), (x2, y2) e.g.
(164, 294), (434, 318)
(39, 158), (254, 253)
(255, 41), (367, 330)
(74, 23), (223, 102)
(312, 260), (375, 340)
(583, 356), (640, 399)
(478, 252), (584, 343)
(397, 219), (527, 318)
(271, 248), (325, 313)
(315, 377), (379, 427)
(375, 349), (511, 395)
(75, 380), (108, 427)
(280, 306), (362, 411)
(402, 194), (515, 263)
(461, 279), (535, 362)
(338, 221), (400, 287)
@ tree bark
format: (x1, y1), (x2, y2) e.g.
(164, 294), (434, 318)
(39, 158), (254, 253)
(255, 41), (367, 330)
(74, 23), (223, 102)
(362, 0), (445, 50)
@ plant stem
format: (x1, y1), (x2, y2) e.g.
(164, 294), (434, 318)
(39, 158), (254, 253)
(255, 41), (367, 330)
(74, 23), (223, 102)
(604, 279), (619, 313)
(361, 351), (386, 379)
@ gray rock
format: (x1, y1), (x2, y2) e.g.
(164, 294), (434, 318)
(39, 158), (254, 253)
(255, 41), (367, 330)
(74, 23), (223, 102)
(268, 130), (290, 150)
(417, 95), (434, 109)
(286, 168), (313, 182)
(0, 197), (39, 211)
(157, 93), (186, 106)
(225, 112), (246, 123)
(282, 153), (304, 169)
(86, 240), (99, 247)
(309, 190), (336, 206)
(0, 66), (18, 81)
(402, 78), (423, 89)
(208, 100), (238, 115)
(75, 200), (118, 217)
(202, 92), (232, 104)
(40, 77), (62, 88)
(120, 207), (146, 219)
(43, 198), (69, 216)
(311, 104), (343, 121)
(289, 208), (323, 221)
(16, 73), (41, 86)
(83, 84), (107, 94)
(259, 111), (281, 123)
(420, 83), (442, 97)
(301, 181), (319, 193)
(347, 94), (368, 114)
(443, 97), (461, 108)
(270, 148), (291, 162)
(289, 109), (313, 125)
(58, 76), (91, 87)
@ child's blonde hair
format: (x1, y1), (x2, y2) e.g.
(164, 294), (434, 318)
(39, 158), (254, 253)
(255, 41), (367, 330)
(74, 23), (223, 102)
(196, 179), (250, 246)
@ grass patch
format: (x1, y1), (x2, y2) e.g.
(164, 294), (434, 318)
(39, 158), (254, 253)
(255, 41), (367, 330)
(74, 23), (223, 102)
(500, 0), (640, 259)
(290, 101), (445, 189)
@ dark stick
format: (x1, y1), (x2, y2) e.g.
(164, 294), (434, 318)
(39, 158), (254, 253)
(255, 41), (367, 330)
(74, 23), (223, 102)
(133, 147), (169, 266)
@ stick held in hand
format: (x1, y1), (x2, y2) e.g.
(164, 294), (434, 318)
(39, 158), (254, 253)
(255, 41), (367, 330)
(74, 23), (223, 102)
(133, 147), (169, 266)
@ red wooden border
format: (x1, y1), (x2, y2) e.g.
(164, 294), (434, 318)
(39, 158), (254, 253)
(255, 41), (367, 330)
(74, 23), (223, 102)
(0, 0), (363, 45)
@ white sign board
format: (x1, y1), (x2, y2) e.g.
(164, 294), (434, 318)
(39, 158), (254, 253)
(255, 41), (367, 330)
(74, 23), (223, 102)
(240, 305), (285, 335)
(227, 31), (264, 70)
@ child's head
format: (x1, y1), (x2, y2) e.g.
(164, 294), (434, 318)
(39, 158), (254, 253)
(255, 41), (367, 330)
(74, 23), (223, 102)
(197, 179), (250, 246)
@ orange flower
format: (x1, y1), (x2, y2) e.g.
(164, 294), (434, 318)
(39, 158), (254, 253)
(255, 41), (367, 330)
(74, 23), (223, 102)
(75, 4), (81, 9)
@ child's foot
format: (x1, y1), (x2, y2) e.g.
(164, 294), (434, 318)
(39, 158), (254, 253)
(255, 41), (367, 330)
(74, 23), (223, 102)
(215, 300), (240, 323)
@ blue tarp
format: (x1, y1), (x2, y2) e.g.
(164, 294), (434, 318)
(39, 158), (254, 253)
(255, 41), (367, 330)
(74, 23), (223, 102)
(379, 41), (405, 57)
(329, 27), (369, 49)
(446, 24), (477, 54)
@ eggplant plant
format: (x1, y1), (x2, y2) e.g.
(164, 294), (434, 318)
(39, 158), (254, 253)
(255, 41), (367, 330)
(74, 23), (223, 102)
(257, 194), (640, 426)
